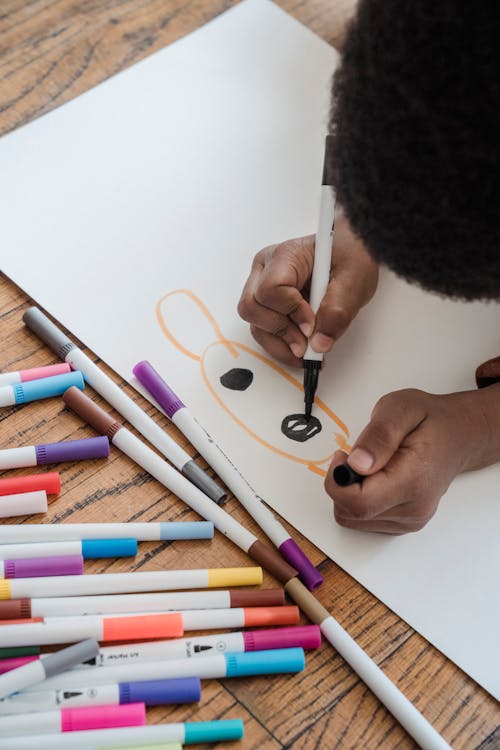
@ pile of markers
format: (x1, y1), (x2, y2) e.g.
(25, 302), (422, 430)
(0, 308), (451, 750)
(0, 310), (324, 749)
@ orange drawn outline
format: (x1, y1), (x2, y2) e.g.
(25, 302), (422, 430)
(157, 290), (351, 476)
(156, 290), (238, 360)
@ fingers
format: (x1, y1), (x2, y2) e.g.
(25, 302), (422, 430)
(347, 390), (427, 475)
(238, 237), (315, 364)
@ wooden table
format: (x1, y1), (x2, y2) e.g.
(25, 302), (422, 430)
(0, 2), (498, 748)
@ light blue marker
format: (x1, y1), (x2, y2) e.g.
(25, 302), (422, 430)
(0, 371), (84, 408)
(0, 521), (214, 544)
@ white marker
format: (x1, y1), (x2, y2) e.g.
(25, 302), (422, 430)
(0, 566), (261, 600)
(133, 361), (323, 591)
(0, 490), (48, 519)
(23, 307), (226, 504)
(21, 648), (305, 691)
(0, 719), (243, 749)
(0, 612), (183, 647)
(0, 639), (98, 700)
(0, 521), (213, 544)
(89, 625), (320, 666)
(0, 539), (138, 561)
(0, 702), (145, 736)
(0, 588), (283, 618)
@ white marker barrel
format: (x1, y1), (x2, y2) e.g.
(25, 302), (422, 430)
(0, 491), (47, 518)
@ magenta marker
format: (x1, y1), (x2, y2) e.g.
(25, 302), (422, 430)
(0, 555), (84, 579)
(134, 360), (323, 590)
(0, 363), (71, 387)
(0, 436), (110, 471)
(0, 702), (146, 736)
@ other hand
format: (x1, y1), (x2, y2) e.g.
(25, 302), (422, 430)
(326, 385), (500, 534)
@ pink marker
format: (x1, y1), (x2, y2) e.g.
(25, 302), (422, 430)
(0, 702), (146, 736)
(0, 555), (84, 579)
(0, 363), (71, 387)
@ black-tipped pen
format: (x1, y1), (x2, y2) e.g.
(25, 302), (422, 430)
(303, 360), (321, 420)
(302, 135), (336, 420)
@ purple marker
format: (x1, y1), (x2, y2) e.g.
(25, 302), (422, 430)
(0, 555), (84, 579)
(133, 361), (323, 590)
(0, 436), (109, 471)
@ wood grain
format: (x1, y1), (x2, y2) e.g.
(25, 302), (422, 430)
(1, 2), (499, 748)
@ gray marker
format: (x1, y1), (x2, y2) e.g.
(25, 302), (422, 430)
(0, 639), (99, 699)
(23, 307), (226, 504)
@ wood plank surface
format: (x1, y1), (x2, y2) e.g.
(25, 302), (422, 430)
(0, 2), (499, 748)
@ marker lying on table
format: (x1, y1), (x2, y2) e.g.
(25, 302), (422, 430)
(23, 307), (227, 505)
(0, 539), (138, 562)
(0, 587), (284, 618)
(90, 625), (321, 666)
(0, 436), (109, 471)
(0, 702), (146, 736)
(0, 472), (60, 497)
(284, 577), (451, 750)
(133, 360), (322, 591)
(0, 607), (297, 646)
(303, 135), (336, 420)
(0, 370), (84, 408)
(0, 639), (99, 700)
(0, 612), (184, 647)
(0, 566), (262, 599)
(62, 387), (299, 586)
(0, 490), (50, 519)
(0, 719), (244, 749)
(0, 555), (84, 579)
(0, 362), (71, 387)
(22, 648), (305, 690)
(0, 521), (213, 544)
(0, 676), (201, 713)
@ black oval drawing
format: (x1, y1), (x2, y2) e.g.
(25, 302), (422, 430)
(281, 413), (322, 442)
(220, 368), (254, 391)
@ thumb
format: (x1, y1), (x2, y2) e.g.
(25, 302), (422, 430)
(348, 390), (426, 475)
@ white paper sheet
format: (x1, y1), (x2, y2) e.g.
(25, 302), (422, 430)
(1, 0), (499, 698)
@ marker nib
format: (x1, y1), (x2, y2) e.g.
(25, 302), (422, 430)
(303, 360), (321, 421)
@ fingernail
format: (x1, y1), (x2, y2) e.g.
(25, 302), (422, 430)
(310, 333), (334, 353)
(348, 448), (374, 472)
(299, 322), (313, 338)
(290, 341), (306, 358)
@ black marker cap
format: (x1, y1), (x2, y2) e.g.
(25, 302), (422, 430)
(333, 463), (364, 487)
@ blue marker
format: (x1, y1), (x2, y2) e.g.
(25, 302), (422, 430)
(0, 539), (138, 563)
(0, 371), (84, 408)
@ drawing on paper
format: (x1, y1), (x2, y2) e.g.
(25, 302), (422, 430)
(156, 289), (350, 477)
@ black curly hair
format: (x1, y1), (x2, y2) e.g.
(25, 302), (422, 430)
(329, 0), (500, 300)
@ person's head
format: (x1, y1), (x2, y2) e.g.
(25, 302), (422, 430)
(329, 0), (500, 300)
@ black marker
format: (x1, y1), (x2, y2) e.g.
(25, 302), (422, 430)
(303, 135), (336, 420)
(333, 463), (364, 487)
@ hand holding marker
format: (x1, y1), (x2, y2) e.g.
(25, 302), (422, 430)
(23, 307), (226, 504)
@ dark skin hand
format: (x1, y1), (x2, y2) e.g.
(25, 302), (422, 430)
(239, 214), (500, 534)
